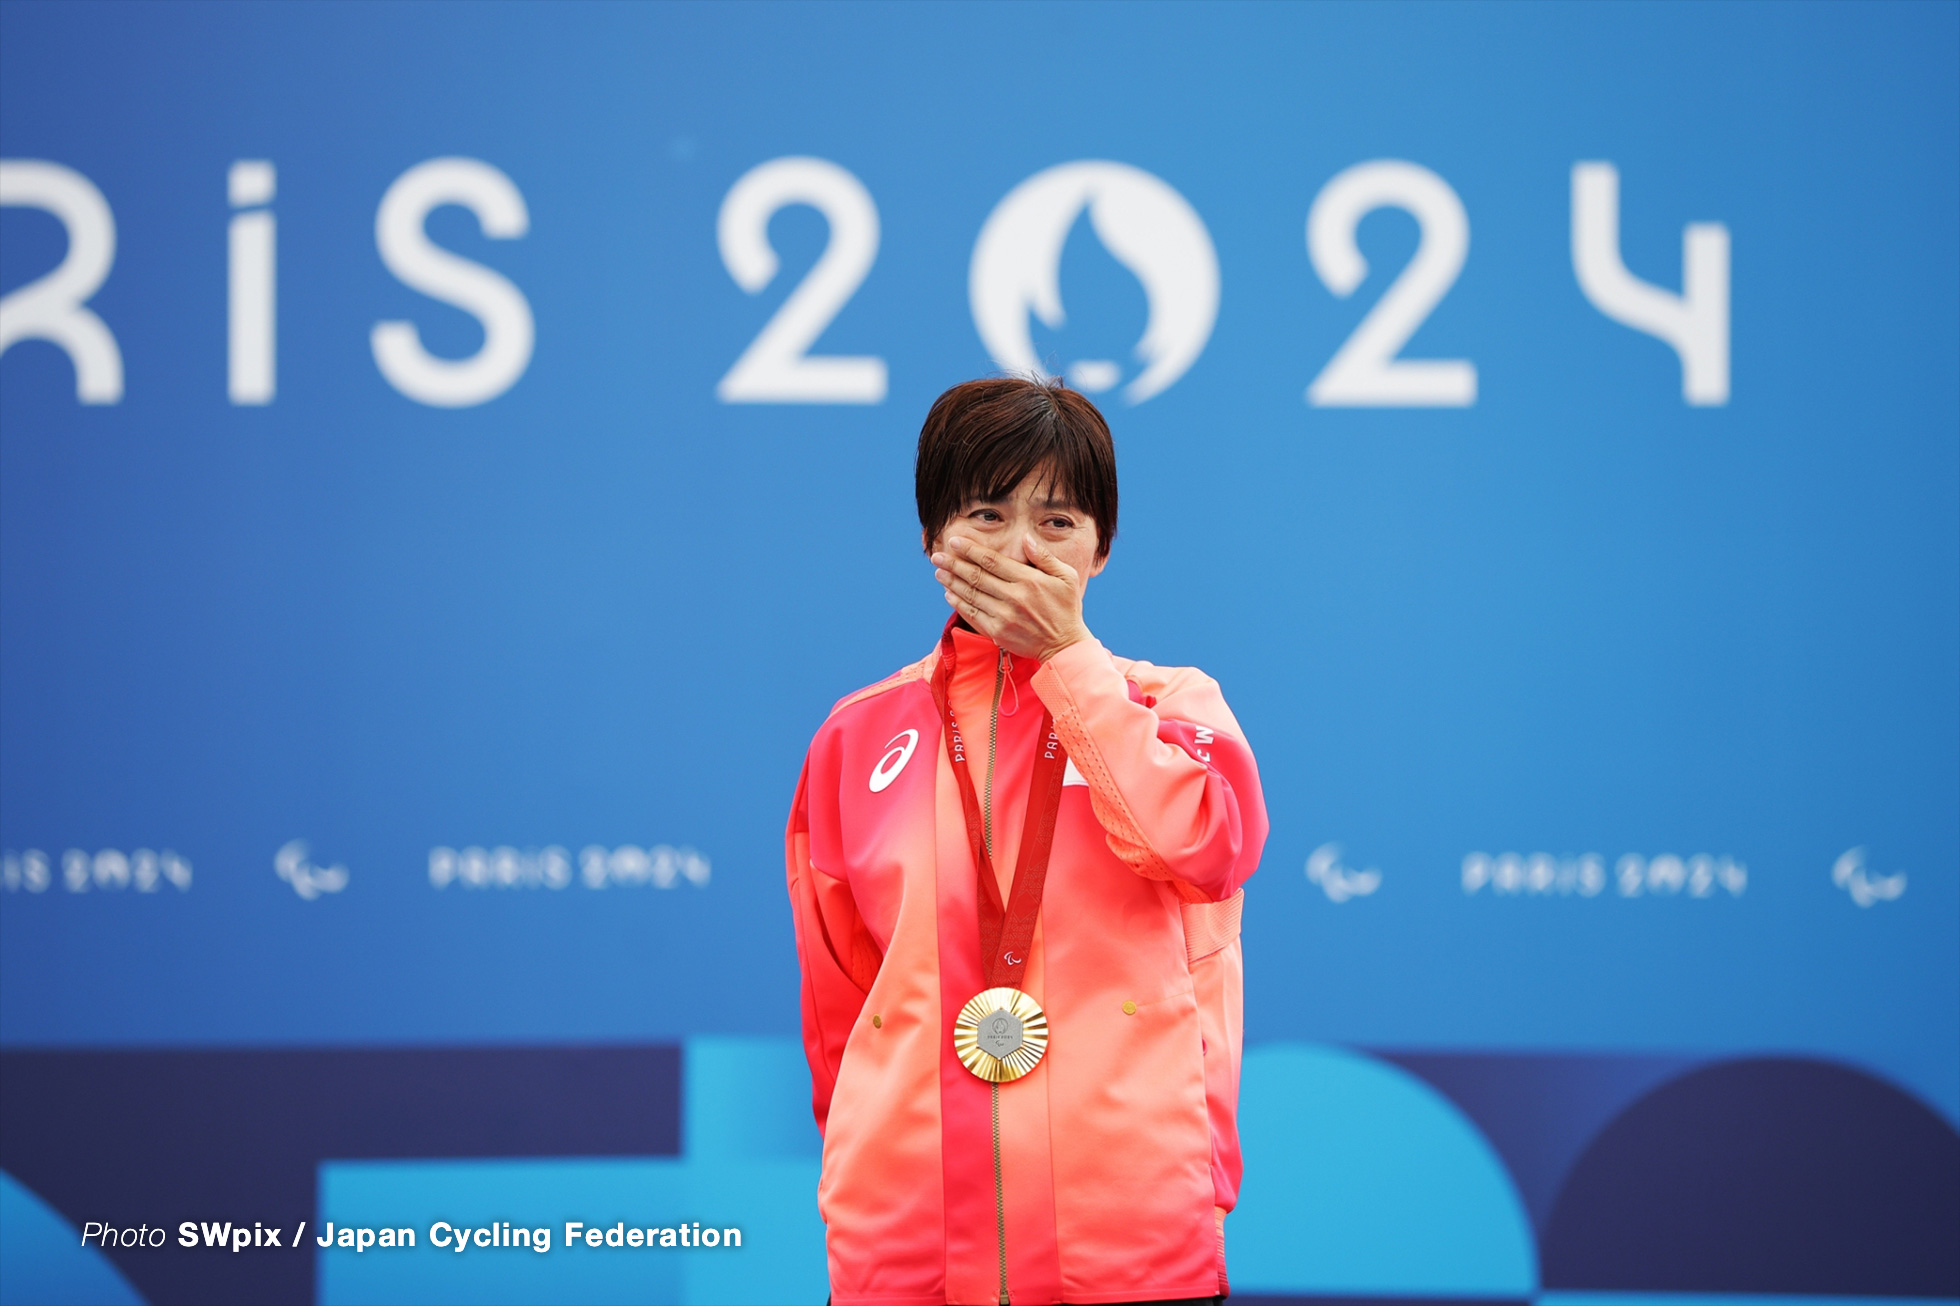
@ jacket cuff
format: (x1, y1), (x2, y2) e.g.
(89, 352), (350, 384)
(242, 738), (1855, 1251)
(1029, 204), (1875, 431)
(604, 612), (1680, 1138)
(1031, 635), (1123, 716)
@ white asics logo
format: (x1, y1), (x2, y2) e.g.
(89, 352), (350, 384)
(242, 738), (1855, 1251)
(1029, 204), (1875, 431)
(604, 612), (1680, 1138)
(970, 160), (1219, 405)
(869, 729), (920, 793)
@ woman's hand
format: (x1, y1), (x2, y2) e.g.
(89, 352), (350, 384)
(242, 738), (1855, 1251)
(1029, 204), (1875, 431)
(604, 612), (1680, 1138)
(932, 536), (1090, 663)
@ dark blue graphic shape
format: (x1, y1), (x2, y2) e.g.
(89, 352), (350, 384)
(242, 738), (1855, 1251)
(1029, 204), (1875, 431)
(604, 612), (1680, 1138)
(0, 1045), (680, 1306)
(1379, 1051), (1701, 1234)
(1541, 1056), (1960, 1295)
(1233, 1298), (1526, 1306)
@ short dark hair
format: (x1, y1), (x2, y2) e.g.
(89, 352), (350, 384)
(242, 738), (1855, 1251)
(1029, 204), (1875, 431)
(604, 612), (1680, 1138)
(915, 377), (1118, 561)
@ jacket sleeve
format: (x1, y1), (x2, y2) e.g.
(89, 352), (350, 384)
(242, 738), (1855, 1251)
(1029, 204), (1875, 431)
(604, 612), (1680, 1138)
(785, 756), (882, 1136)
(1030, 636), (1268, 904)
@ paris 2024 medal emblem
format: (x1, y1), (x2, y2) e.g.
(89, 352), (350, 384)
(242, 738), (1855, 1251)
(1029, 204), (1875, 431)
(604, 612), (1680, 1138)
(954, 986), (1049, 1082)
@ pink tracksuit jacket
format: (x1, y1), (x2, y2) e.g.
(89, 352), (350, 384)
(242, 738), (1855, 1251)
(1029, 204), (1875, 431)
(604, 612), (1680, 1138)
(787, 621), (1267, 1306)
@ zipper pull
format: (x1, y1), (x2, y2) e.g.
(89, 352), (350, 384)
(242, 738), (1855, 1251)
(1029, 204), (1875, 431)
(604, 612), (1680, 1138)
(998, 648), (1020, 717)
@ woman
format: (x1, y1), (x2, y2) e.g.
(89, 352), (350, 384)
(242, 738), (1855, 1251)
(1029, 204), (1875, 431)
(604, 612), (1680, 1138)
(787, 377), (1267, 1306)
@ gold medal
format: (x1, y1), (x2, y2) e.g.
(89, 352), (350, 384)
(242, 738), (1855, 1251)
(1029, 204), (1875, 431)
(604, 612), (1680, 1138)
(954, 986), (1048, 1082)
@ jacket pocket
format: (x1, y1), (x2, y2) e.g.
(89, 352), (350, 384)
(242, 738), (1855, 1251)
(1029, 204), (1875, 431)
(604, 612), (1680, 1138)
(1180, 887), (1243, 965)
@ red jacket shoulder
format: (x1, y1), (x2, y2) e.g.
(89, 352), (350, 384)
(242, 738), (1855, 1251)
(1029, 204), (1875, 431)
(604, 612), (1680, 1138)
(825, 654), (934, 721)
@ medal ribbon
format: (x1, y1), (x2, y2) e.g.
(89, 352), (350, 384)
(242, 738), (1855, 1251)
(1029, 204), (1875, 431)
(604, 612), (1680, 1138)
(929, 619), (1069, 990)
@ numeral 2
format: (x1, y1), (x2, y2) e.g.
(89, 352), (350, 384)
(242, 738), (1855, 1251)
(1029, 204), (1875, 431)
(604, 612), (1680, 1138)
(716, 156), (886, 404)
(1306, 160), (1475, 407)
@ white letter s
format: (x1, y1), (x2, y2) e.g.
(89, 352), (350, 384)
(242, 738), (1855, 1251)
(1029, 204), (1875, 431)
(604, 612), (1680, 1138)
(372, 157), (533, 407)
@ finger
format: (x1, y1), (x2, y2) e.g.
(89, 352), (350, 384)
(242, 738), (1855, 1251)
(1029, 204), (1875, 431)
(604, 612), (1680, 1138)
(952, 536), (1035, 582)
(943, 556), (1006, 598)
(934, 564), (995, 602)
(941, 574), (1002, 617)
(944, 585), (1000, 633)
(1023, 538), (1077, 579)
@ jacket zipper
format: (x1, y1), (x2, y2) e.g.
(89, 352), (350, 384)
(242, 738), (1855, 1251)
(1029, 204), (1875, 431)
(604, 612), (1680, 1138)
(984, 647), (1010, 1306)
(992, 1080), (1007, 1305)
(982, 648), (1006, 858)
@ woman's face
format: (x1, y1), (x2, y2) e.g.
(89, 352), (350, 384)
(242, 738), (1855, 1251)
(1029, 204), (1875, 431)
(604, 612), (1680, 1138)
(925, 466), (1107, 582)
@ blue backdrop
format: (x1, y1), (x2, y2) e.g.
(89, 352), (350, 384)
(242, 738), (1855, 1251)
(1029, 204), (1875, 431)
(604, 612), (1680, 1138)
(1, 3), (1955, 1304)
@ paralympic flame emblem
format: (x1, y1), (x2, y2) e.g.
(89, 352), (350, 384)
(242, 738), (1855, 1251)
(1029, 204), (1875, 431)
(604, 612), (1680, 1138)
(970, 160), (1219, 404)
